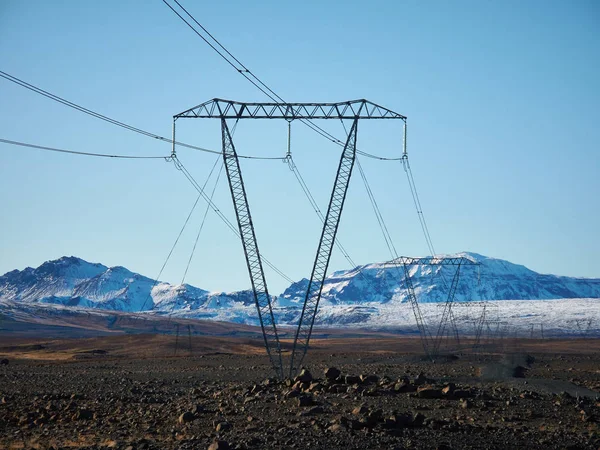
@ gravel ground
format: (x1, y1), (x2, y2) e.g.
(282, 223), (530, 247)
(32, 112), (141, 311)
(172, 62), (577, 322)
(0, 339), (599, 450)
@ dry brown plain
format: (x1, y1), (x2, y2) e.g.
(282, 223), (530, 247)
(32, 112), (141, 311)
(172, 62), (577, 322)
(0, 329), (599, 450)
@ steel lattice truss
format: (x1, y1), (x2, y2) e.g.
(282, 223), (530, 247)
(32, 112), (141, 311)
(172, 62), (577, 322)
(289, 118), (358, 377)
(387, 256), (473, 266)
(383, 256), (480, 360)
(221, 118), (283, 378)
(442, 301), (498, 308)
(175, 99), (406, 379)
(174, 99), (406, 120)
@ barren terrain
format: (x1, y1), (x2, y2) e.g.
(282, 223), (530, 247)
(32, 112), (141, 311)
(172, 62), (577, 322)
(1, 332), (599, 449)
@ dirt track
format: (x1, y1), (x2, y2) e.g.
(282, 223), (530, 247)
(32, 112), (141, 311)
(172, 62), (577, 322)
(0, 335), (599, 449)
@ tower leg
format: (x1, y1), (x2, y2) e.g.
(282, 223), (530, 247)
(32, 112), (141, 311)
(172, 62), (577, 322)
(289, 118), (359, 377)
(221, 118), (283, 379)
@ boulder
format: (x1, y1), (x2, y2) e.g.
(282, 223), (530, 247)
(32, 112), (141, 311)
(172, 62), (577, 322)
(344, 375), (361, 385)
(416, 386), (444, 399)
(324, 367), (341, 380)
(352, 405), (368, 416)
(208, 441), (230, 450)
(295, 369), (313, 384)
(215, 421), (231, 432)
(178, 412), (195, 424)
(360, 374), (379, 384)
(414, 372), (428, 385)
(442, 383), (456, 395)
(394, 382), (416, 393)
(296, 394), (313, 407)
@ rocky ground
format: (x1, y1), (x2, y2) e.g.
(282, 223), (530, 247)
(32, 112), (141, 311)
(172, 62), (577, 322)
(0, 336), (599, 449)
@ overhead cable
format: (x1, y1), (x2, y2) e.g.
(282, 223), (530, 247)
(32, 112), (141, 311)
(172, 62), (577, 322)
(138, 155), (221, 313)
(287, 155), (360, 270)
(0, 138), (169, 159)
(161, 1), (402, 161)
(0, 70), (283, 161)
(166, 159), (225, 324)
(172, 155), (294, 284)
(356, 159), (399, 260)
(180, 160), (225, 284)
(402, 156), (436, 257)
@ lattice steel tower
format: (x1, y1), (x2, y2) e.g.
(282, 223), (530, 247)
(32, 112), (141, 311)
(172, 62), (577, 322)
(173, 99), (407, 378)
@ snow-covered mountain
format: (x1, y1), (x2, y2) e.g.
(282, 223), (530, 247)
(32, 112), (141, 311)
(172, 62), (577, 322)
(0, 256), (253, 317)
(279, 252), (600, 306)
(1, 253), (599, 330)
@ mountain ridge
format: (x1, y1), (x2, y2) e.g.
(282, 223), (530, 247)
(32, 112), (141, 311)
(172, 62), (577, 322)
(1, 253), (599, 328)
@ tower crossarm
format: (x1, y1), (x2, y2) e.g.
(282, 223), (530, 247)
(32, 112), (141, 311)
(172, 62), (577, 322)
(174, 99), (407, 120)
(383, 256), (480, 266)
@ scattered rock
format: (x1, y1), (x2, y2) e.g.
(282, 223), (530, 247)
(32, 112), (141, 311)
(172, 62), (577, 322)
(296, 394), (313, 407)
(0, 340), (597, 450)
(327, 423), (342, 432)
(262, 377), (276, 386)
(519, 391), (538, 400)
(299, 406), (324, 416)
(194, 404), (207, 414)
(208, 440), (230, 450)
(452, 390), (472, 399)
(412, 412), (426, 427)
(308, 382), (323, 392)
(341, 417), (364, 430)
(414, 372), (428, 385)
(417, 386), (444, 399)
(360, 374), (379, 384)
(73, 409), (93, 421)
(442, 383), (456, 395)
(394, 381), (416, 393)
(388, 413), (414, 428)
(436, 444), (453, 450)
(295, 369), (313, 384)
(285, 389), (301, 399)
(344, 375), (361, 385)
(216, 421), (231, 432)
(324, 367), (341, 380)
(352, 405), (369, 416)
(328, 384), (346, 393)
(178, 412), (195, 424)
(367, 408), (383, 425)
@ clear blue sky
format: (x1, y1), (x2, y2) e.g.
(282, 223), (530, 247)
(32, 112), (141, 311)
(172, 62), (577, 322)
(1, 0), (598, 294)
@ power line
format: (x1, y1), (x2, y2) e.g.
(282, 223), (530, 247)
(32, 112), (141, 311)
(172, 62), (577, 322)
(171, 155), (294, 284)
(163, 0), (449, 350)
(287, 155), (360, 268)
(161, 1), (402, 161)
(164, 2), (441, 284)
(0, 70), (284, 161)
(138, 155), (221, 313)
(167, 159), (224, 325)
(402, 156), (437, 257)
(159, 0), (281, 103)
(356, 159), (400, 261)
(162, 1), (438, 270)
(0, 138), (169, 160)
(181, 160), (224, 284)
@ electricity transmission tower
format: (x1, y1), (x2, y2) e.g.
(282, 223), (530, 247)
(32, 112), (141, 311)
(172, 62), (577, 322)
(569, 318), (593, 336)
(174, 324), (193, 356)
(530, 322), (545, 339)
(173, 99), (407, 378)
(382, 256), (480, 360)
